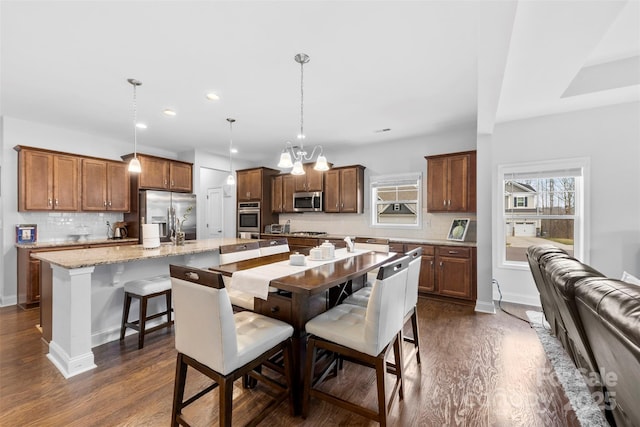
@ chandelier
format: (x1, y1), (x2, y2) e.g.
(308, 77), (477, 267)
(226, 118), (236, 186)
(277, 53), (329, 175)
(127, 78), (142, 173)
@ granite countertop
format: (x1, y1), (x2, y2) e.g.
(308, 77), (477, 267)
(261, 233), (476, 247)
(16, 237), (139, 249)
(31, 238), (251, 269)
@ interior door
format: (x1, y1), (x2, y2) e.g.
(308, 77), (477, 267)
(206, 187), (224, 238)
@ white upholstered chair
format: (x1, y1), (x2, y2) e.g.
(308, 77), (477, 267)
(258, 237), (290, 256)
(169, 264), (294, 427)
(302, 256), (410, 426)
(218, 241), (262, 310)
(342, 247), (423, 367)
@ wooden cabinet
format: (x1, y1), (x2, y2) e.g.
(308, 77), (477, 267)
(426, 150), (476, 213)
(17, 147), (80, 211)
(81, 159), (130, 211)
(122, 153), (193, 192)
(271, 174), (297, 213)
(405, 243), (476, 303)
(237, 168), (264, 201)
(294, 163), (324, 192)
(324, 165), (365, 213)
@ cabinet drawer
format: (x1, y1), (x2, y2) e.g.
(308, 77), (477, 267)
(255, 293), (292, 324)
(436, 246), (471, 258)
(405, 244), (435, 256)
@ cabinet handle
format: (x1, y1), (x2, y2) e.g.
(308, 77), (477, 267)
(448, 200), (451, 206)
(171, 180), (174, 187)
(55, 199), (59, 206)
(439, 261), (443, 268)
(443, 200), (446, 206)
(448, 250), (459, 255)
(430, 260), (434, 266)
(270, 306), (280, 314)
(108, 201), (112, 207)
(164, 179), (168, 186)
(48, 198), (52, 206)
(103, 201), (107, 207)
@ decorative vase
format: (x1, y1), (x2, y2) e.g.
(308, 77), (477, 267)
(175, 231), (186, 246)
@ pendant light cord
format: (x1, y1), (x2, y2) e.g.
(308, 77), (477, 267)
(299, 57), (304, 148)
(227, 118), (235, 175)
(132, 81), (138, 158)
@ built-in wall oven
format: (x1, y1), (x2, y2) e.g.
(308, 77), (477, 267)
(237, 202), (260, 238)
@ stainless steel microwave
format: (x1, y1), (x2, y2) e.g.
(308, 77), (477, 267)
(293, 192), (322, 212)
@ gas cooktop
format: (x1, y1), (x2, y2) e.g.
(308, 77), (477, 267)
(290, 231), (327, 237)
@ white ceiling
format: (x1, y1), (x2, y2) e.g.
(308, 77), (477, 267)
(1, 1), (638, 163)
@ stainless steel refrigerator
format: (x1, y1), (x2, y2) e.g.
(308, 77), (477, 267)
(139, 190), (197, 242)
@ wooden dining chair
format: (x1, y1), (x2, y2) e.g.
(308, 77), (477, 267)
(343, 247), (423, 368)
(302, 256), (410, 426)
(169, 264), (294, 427)
(258, 237), (290, 256)
(218, 241), (262, 310)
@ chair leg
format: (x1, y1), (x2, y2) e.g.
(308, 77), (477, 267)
(171, 353), (188, 427)
(302, 337), (318, 419)
(410, 309), (421, 365)
(283, 340), (295, 416)
(375, 353), (388, 427)
(393, 332), (404, 401)
(166, 290), (172, 324)
(219, 377), (233, 427)
(120, 293), (132, 341)
(138, 295), (147, 349)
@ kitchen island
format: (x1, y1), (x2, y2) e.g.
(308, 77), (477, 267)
(32, 238), (249, 378)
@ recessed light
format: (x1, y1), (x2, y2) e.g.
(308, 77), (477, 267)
(163, 109), (176, 116)
(136, 123), (147, 129)
(230, 148), (238, 154)
(205, 92), (220, 101)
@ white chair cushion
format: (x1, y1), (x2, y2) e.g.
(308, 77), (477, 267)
(305, 303), (372, 354)
(404, 256), (421, 316)
(227, 288), (255, 310)
(232, 311), (293, 371)
(222, 275), (255, 310)
(342, 286), (371, 308)
(124, 274), (171, 296)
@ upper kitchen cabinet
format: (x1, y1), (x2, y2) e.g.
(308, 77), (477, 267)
(16, 146), (80, 211)
(271, 174), (296, 213)
(122, 153), (193, 192)
(81, 159), (130, 211)
(324, 165), (365, 213)
(294, 163), (325, 192)
(237, 167), (279, 202)
(425, 150), (476, 213)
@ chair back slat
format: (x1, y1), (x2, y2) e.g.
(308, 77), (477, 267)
(403, 247), (423, 316)
(170, 265), (237, 373)
(365, 256), (409, 354)
(219, 241), (262, 264)
(259, 238), (290, 256)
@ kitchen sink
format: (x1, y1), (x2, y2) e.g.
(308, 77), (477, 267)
(290, 231), (327, 237)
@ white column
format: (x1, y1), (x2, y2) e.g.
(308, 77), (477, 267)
(47, 265), (97, 378)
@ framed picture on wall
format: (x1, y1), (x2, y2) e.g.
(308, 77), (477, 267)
(447, 218), (470, 242)
(16, 224), (37, 244)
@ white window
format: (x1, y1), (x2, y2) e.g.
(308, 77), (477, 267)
(498, 158), (589, 268)
(370, 173), (422, 229)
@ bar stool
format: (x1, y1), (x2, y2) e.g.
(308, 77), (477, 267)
(120, 274), (173, 349)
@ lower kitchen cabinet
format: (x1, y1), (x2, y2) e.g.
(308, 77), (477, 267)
(405, 243), (476, 304)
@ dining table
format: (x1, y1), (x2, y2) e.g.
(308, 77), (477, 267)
(208, 248), (398, 414)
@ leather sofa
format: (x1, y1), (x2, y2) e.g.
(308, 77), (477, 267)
(526, 245), (640, 427)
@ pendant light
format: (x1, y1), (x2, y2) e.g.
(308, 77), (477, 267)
(277, 53), (329, 174)
(226, 118), (236, 186)
(127, 78), (142, 173)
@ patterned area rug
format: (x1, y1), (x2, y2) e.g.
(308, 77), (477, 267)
(525, 311), (609, 426)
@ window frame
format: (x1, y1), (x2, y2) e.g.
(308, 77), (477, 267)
(370, 172), (423, 229)
(497, 157), (590, 270)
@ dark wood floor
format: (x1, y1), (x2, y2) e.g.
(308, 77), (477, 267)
(0, 298), (580, 426)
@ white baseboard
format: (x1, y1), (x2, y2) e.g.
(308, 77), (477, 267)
(492, 289), (541, 307)
(475, 299), (496, 314)
(0, 296), (18, 307)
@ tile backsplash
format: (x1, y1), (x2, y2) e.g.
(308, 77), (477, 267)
(19, 212), (124, 243)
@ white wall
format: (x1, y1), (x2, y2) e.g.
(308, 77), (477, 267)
(491, 102), (640, 305)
